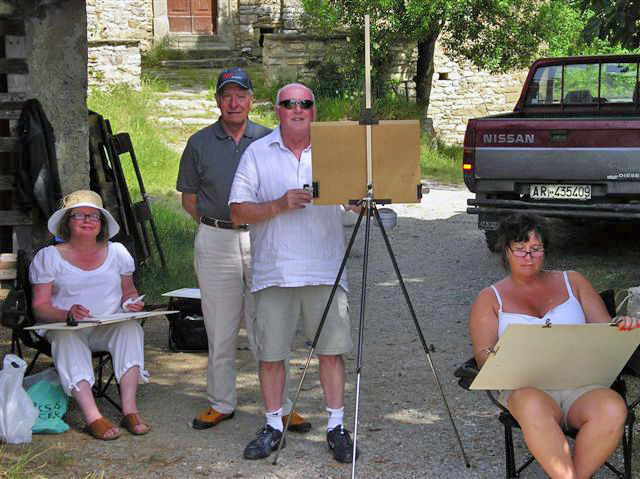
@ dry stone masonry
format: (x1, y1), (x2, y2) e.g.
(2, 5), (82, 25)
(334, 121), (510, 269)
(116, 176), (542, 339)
(86, 0), (152, 89)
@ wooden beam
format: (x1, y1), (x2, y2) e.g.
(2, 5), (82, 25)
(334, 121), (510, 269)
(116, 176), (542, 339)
(0, 103), (23, 119)
(0, 19), (25, 36)
(0, 93), (26, 103)
(0, 59), (27, 74)
(0, 175), (14, 190)
(0, 137), (18, 152)
(0, 209), (31, 226)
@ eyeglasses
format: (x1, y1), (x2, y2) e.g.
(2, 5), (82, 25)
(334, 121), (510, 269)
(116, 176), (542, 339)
(509, 247), (545, 258)
(69, 213), (101, 222)
(278, 99), (314, 110)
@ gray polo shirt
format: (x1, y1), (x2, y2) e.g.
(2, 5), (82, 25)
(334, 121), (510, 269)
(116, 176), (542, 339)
(176, 119), (271, 221)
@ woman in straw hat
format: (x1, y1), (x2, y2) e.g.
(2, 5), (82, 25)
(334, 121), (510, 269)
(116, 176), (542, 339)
(29, 190), (150, 440)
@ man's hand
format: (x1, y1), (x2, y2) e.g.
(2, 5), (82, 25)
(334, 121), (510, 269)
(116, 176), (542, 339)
(276, 189), (312, 212)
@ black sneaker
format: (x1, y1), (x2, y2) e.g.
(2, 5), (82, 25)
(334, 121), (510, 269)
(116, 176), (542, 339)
(326, 425), (359, 463)
(243, 425), (285, 460)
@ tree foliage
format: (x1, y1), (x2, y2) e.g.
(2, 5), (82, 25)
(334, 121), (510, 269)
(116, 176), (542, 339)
(301, 0), (637, 119)
(581, 0), (640, 49)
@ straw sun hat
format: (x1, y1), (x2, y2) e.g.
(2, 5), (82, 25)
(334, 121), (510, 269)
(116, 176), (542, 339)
(47, 190), (120, 239)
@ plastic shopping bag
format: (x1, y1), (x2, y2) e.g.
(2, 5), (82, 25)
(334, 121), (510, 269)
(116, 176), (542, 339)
(23, 368), (69, 434)
(0, 354), (38, 443)
(618, 286), (640, 317)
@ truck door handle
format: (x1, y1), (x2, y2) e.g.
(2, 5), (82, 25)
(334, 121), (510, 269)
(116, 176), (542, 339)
(550, 130), (569, 142)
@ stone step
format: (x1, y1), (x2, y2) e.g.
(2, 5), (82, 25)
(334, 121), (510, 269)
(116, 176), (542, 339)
(160, 57), (247, 69)
(167, 34), (228, 49)
(157, 97), (218, 112)
(155, 116), (218, 126)
(166, 47), (233, 60)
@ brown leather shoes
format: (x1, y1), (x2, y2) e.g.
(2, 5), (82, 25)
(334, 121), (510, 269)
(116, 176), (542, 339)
(283, 411), (312, 433)
(192, 407), (234, 430)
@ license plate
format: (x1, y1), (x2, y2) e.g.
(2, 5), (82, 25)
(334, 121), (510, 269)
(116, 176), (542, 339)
(529, 184), (591, 200)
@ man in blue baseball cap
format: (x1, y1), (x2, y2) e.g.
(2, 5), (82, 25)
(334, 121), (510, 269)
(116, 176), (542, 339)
(177, 67), (311, 433)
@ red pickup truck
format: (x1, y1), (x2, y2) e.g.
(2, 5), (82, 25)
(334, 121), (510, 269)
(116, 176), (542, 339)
(463, 54), (640, 250)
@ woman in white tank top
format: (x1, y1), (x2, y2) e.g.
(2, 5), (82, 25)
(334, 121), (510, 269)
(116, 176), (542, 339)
(469, 214), (639, 479)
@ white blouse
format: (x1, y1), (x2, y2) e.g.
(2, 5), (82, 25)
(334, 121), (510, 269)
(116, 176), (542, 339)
(29, 242), (135, 316)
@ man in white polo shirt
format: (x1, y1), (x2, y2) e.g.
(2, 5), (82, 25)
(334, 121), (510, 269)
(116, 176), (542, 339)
(229, 83), (357, 463)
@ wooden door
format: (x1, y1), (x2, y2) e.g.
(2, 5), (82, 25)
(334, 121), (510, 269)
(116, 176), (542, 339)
(168, 0), (216, 34)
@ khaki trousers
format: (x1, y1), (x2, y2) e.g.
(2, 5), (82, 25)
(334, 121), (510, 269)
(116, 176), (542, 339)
(194, 223), (293, 414)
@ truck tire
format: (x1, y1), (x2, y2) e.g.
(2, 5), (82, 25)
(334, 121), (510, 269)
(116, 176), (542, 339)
(485, 230), (499, 252)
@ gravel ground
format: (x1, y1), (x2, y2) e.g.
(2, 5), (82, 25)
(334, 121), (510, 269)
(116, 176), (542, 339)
(3, 183), (640, 479)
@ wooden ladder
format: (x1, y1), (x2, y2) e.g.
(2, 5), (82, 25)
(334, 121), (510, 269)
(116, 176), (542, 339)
(0, 16), (29, 284)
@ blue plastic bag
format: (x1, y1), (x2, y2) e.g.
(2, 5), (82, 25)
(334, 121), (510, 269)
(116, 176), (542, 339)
(24, 368), (69, 434)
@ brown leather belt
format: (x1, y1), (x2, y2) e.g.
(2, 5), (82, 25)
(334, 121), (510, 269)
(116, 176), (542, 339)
(201, 216), (248, 231)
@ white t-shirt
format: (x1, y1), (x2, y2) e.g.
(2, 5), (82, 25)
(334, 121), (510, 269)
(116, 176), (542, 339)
(229, 126), (347, 293)
(29, 242), (135, 316)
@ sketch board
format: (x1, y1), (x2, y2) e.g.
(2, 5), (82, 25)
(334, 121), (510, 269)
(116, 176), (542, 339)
(26, 310), (178, 331)
(310, 120), (420, 205)
(470, 324), (640, 390)
(162, 288), (201, 299)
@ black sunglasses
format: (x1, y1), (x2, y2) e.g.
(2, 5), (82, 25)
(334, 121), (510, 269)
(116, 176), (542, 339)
(278, 99), (315, 110)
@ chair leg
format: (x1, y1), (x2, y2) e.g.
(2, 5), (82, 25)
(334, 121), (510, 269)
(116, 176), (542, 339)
(624, 412), (634, 479)
(91, 353), (122, 412)
(504, 423), (517, 478)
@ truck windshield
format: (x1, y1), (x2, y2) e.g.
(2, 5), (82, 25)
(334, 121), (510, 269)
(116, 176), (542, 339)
(524, 61), (639, 105)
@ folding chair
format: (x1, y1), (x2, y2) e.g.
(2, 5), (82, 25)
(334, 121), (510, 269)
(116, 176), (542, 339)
(454, 290), (635, 478)
(0, 249), (121, 411)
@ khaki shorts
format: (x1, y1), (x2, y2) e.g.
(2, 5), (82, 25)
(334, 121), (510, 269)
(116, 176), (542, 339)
(253, 285), (353, 361)
(499, 384), (607, 429)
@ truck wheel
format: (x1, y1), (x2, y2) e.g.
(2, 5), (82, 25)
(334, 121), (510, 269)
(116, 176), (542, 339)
(485, 231), (499, 252)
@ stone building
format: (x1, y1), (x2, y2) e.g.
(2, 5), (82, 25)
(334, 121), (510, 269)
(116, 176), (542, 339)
(88, 0), (527, 144)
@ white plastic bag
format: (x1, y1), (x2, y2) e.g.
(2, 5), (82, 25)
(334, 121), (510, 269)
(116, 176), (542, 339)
(0, 354), (38, 443)
(617, 286), (640, 317)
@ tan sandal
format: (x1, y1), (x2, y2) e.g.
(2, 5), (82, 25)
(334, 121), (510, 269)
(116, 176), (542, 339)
(85, 417), (122, 441)
(120, 413), (151, 436)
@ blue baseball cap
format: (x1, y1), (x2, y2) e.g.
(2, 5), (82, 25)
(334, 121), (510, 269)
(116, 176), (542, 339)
(216, 67), (253, 93)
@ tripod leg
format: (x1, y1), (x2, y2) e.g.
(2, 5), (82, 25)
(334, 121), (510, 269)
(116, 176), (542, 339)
(351, 203), (373, 478)
(372, 205), (471, 468)
(272, 204), (366, 465)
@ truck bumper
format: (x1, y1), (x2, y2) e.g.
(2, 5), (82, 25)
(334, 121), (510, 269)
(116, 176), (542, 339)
(467, 197), (640, 229)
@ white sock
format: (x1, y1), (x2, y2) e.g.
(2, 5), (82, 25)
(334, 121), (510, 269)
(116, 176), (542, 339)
(265, 407), (283, 432)
(326, 406), (344, 432)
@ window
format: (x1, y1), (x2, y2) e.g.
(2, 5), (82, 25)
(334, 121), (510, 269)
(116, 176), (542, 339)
(525, 65), (562, 105)
(601, 63), (637, 103)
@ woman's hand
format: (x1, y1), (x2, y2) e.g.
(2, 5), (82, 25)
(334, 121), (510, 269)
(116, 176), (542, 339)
(124, 300), (145, 312)
(68, 304), (90, 321)
(615, 316), (640, 331)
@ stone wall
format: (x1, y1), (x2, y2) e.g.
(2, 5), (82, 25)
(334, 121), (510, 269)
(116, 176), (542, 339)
(88, 40), (142, 90)
(263, 33), (348, 86)
(86, 0), (150, 89)
(87, 0), (153, 51)
(236, 0), (304, 56)
(263, 34), (527, 144)
(430, 45), (527, 144)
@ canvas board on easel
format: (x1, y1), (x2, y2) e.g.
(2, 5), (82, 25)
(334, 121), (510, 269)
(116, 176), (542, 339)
(470, 324), (640, 390)
(310, 120), (421, 205)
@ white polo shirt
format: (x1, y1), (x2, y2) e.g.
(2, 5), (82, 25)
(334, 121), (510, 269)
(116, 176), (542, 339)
(229, 126), (347, 293)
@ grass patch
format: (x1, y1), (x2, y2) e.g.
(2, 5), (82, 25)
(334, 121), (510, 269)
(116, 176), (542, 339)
(88, 82), (181, 196)
(420, 137), (463, 185)
(0, 444), (47, 479)
(137, 198), (198, 302)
